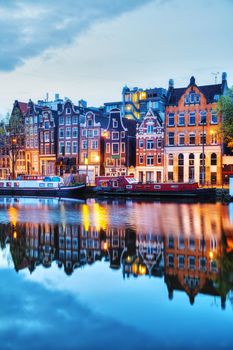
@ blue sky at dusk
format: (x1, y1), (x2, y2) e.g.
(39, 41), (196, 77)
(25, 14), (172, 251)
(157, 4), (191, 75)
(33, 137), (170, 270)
(0, 0), (232, 116)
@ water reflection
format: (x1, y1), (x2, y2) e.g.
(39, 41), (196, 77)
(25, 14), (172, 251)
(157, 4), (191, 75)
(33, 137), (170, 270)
(0, 197), (233, 309)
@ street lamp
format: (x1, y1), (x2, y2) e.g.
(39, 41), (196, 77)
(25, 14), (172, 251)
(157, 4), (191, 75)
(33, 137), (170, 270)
(201, 116), (206, 186)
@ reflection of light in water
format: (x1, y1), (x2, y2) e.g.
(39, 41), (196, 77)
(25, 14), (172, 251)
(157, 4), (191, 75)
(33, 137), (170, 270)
(93, 203), (107, 231)
(7, 206), (18, 227)
(82, 204), (90, 231)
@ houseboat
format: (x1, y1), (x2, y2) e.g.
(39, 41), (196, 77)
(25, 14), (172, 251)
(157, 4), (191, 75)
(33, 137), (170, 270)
(95, 176), (216, 198)
(0, 176), (86, 198)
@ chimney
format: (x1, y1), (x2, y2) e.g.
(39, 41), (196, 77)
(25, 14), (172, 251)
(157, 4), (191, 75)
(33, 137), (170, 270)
(169, 79), (174, 89)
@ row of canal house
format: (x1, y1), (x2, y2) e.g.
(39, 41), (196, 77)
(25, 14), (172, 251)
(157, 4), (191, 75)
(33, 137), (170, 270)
(1, 72), (230, 185)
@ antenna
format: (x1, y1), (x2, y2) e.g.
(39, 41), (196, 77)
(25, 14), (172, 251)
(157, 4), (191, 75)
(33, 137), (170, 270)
(211, 72), (219, 84)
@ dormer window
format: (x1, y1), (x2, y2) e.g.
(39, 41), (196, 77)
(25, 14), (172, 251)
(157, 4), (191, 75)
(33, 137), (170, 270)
(113, 120), (118, 128)
(87, 119), (93, 127)
(184, 93), (200, 105)
(66, 107), (71, 114)
(190, 93), (195, 104)
(147, 125), (153, 133)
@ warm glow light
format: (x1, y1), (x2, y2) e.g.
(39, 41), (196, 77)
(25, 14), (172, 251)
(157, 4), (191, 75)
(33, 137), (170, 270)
(103, 242), (108, 250)
(95, 155), (100, 162)
(8, 206), (18, 227)
(92, 202), (107, 231)
(126, 256), (132, 263)
(209, 251), (214, 259)
(84, 158), (88, 165)
(13, 231), (17, 239)
(82, 204), (90, 231)
(138, 264), (146, 275)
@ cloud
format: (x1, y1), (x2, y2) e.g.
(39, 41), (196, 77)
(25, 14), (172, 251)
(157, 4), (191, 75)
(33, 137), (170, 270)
(0, 0), (153, 71)
(0, 269), (157, 350)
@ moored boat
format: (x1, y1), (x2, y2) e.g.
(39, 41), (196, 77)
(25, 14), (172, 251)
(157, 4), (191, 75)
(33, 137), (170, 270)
(95, 176), (216, 198)
(0, 177), (86, 198)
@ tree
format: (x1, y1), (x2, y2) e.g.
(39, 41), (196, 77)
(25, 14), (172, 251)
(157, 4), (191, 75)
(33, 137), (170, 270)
(0, 106), (25, 179)
(217, 87), (233, 150)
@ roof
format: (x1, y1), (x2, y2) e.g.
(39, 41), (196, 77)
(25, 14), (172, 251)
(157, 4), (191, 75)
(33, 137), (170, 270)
(17, 102), (28, 115)
(167, 77), (224, 105)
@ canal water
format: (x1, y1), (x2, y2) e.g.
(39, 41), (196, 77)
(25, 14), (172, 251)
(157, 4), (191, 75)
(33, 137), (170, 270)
(0, 197), (233, 349)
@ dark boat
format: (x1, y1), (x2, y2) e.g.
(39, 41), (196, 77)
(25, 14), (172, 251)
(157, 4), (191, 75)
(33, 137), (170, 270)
(0, 178), (86, 198)
(95, 176), (216, 198)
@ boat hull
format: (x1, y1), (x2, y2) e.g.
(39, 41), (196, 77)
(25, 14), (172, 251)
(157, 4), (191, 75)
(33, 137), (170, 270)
(0, 184), (86, 199)
(96, 188), (216, 198)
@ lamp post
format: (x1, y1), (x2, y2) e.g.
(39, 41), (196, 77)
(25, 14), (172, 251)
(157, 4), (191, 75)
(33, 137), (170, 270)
(201, 116), (205, 186)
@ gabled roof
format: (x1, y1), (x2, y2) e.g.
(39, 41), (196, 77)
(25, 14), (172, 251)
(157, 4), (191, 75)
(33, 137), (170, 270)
(16, 101), (28, 115)
(167, 76), (225, 106)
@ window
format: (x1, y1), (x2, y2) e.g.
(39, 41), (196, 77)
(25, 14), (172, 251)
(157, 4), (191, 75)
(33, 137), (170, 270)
(179, 133), (185, 145)
(73, 115), (78, 124)
(178, 255), (185, 268)
(178, 153), (184, 165)
(168, 254), (174, 268)
(211, 153), (217, 165)
(168, 154), (173, 166)
(139, 139), (144, 148)
(199, 258), (206, 271)
(66, 142), (71, 154)
(66, 107), (71, 114)
(157, 138), (162, 148)
(139, 155), (143, 164)
(87, 119), (93, 127)
(146, 155), (154, 165)
(178, 113), (185, 126)
(94, 129), (99, 136)
(179, 236), (184, 249)
(200, 111), (206, 124)
(189, 133), (196, 145)
(121, 131), (125, 138)
(189, 112), (196, 125)
(121, 143), (125, 153)
(87, 130), (93, 138)
(72, 141), (78, 153)
(44, 121), (49, 129)
(59, 128), (64, 138)
(168, 132), (174, 146)
(168, 172), (174, 181)
(66, 127), (71, 138)
(168, 113), (174, 126)
(147, 140), (154, 149)
(92, 140), (98, 149)
(211, 132), (217, 144)
(59, 142), (64, 154)
(82, 140), (88, 149)
(44, 132), (49, 142)
(113, 120), (118, 128)
(112, 132), (119, 140)
(66, 116), (71, 125)
(72, 127), (78, 138)
(168, 236), (174, 248)
(112, 143), (119, 154)
(189, 237), (195, 250)
(189, 93), (195, 104)
(106, 143), (110, 153)
(188, 256), (195, 270)
(189, 153), (195, 165)
(59, 116), (64, 125)
(157, 154), (162, 164)
(211, 111), (218, 124)
(147, 125), (153, 133)
(82, 129), (87, 137)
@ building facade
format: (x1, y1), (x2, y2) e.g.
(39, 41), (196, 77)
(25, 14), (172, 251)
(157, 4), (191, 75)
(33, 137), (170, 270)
(103, 108), (136, 176)
(135, 108), (164, 182)
(164, 74), (228, 185)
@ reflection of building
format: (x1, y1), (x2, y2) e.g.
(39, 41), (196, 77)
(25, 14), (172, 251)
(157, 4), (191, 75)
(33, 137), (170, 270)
(103, 227), (126, 269)
(164, 234), (224, 306)
(80, 225), (101, 265)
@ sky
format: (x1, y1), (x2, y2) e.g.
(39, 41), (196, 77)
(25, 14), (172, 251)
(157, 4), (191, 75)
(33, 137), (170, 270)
(0, 0), (232, 117)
